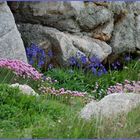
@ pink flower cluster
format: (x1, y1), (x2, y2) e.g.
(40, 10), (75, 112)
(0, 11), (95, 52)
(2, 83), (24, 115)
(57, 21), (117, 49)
(38, 86), (87, 97)
(107, 80), (140, 94)
(0, 59), (43, 80)
(43, 76), (58, 83)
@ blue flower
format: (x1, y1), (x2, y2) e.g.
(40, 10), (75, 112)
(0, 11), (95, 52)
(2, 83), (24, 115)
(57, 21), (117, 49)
(37, 61), (44, 68)
(42, 76), (47, 81)
(26, 43), (46, 69)
(76, 51), (82, 57)
(111, 60), (121, 70)
(91, 67), (97, 75)
(116, 61), (120, 66)
(111, 63), (117, 70)
(102, 67), (107, 74)
(90, 56), (100, 64)
(48, 64), (53, 70)
(68, 53), (107, 77)
(69, 57), (77, 66)
(48, 50), (53, 58)
(97, 70), (103, 76)
(29, 59), (34, 65)
(124, 55), (131, 62)
(80, 56), (87, 64)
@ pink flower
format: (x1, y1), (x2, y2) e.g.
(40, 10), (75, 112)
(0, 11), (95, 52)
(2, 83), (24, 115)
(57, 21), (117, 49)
(38, 85), (86, 97)
(107, 80), (140, 94)
(0, 59), (42, 80)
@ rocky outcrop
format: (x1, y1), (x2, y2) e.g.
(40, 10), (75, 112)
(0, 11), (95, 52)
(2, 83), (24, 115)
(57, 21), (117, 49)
(9, 2), (83, 33)
(76, 4), (113, 31)
(8, 1), (140, 64)
(18, 24), (111, 65)
(108, 2), (140, 54)
(136, 15), (140, 50)
(9, 2), (113, 33)
(110, 13), (136, 54)
(80, 93), (140, 120)
(0, 2), (27, 62)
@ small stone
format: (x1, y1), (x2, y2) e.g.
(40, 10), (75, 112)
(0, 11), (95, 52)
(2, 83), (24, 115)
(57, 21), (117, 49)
(10, 83), (38, 96)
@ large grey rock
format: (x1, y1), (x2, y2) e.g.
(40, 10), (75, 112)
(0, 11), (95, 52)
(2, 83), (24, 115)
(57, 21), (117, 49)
(76, 5), (113, 31)
(108, 2), (140, 53)
(8, 1), (140, 61)
(18, 24), (112, 65)
(69, 35), (112, 61)
(9, 2), (113, 33)
(0, 2), (27, 62)
(136, 15), (140, 50)
(9, 1), (83, 33)
(110, 14), (136, 54)
(80, 93), (140, 120)
(108, 2), (140, 14)
(127, 2), (140, 14)
(108, 1), (127, 14)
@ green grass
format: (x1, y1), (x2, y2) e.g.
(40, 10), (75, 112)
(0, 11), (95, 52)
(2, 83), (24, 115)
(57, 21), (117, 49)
(0, 84), (83, 138)
(0, 60), (140, 138)
(0, 84), (140, 138)
(46, 60), (140, 99)
(0, 68), (41, 92)
(0, 60), (139, 99)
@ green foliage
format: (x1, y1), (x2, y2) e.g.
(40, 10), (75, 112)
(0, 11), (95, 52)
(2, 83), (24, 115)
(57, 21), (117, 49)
(0, 68), (15, 84)
(0, 84), (81, 137)
(0, 68), (41, 93)
(0, 60), (139, 99)
(0, 60), (140, 138)
(45, 68), (87, 92)
(29, 106), (140, 138)
(0, 84), (140, 138)
(46, 60), (140, 99)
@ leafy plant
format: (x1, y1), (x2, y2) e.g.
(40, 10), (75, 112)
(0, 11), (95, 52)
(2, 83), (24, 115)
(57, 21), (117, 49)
(46, 60), (140, 99)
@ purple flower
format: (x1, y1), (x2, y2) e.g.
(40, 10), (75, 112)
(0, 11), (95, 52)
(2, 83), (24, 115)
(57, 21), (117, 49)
(89, 56), (100, 64)
(42, 76), (47, 81)
(97, 69), (104, 76)
(80, 56), (87, 64)
(48, 50), (53, 58)
(107, 80), (140, 94)
(91, 67), (97, 75)
(29, 59), (34, 65)
(116, 61), (120, 66)
(69, 53), (107, 77)
(111, 61), (121, 70)
(102, 67), (107, 74)
(48, 64), (53, 70)
(124, 55), (132, 62)
(38, 85), (86, 97)
(111, 63), (117, 70)
(26, 43), (46, 69)
(69, 57), (77, 66)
